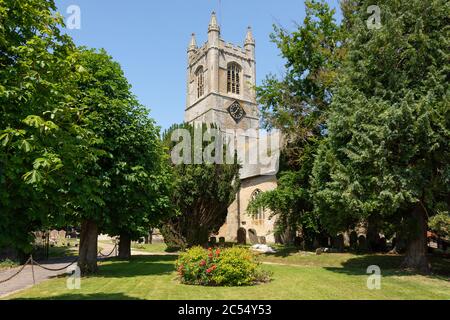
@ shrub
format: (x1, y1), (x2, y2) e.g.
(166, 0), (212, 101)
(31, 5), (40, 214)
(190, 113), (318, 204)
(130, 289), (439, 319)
(175, 246), (271, 286)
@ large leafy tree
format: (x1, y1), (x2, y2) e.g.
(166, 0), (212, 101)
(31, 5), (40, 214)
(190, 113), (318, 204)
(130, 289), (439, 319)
(248, 0), (344, 244)
(312, 0), (449, 272)
(0, 0), (172, 272)
(0, 0), (97, 258)
(101, 106), (174, 260)
(69, 49), (173, 271)
(160, 123), (240, 248)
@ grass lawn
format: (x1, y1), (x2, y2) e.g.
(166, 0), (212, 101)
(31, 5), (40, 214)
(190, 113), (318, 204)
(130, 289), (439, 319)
(4, 252), (449, 300)
(131, 242), (170, 253)
(48, 241), (79, 258)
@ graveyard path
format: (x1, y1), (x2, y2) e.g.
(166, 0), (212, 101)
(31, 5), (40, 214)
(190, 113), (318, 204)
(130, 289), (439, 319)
(0, 256), (78, 298)
(0, 245), (126, 299)
(99, 240), (178, 257)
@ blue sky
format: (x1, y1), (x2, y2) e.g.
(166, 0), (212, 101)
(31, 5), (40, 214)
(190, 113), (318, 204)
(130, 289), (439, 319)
(56, 0), (342, 130)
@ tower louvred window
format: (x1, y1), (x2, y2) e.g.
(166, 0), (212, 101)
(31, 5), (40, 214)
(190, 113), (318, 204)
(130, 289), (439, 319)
(227, 63), (241, 94)
(196, 67), (204, 98)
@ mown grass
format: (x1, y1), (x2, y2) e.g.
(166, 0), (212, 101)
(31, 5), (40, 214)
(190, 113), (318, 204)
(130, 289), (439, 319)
(5, 252), (449, 300)
(130, 242), (170, 253)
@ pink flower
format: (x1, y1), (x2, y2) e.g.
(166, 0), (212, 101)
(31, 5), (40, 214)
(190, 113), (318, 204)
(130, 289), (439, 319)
(206, 268), (211, 273)
(200, 260), (206, 266)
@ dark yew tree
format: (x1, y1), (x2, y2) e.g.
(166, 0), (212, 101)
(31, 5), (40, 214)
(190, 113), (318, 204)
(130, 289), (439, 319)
(312, 0), (449, 273)
(248, 0), (345, 245)
(160, 123), (240, 248)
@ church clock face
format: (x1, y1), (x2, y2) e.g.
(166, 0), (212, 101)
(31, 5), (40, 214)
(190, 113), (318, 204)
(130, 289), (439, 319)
(227, 101), (246, 124)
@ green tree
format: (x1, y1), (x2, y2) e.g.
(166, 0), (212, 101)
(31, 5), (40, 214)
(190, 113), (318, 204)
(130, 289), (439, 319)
(70, 49), (172, 271)
(312, 0), (449, 272)
(249, 0), (344, 244)
(101, 106), (174, 260)
(0, 0), (97, 259)
(160, 123), (240, 248)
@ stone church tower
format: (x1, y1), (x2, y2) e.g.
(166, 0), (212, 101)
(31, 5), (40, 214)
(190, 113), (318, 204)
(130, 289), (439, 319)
(185, 12), (278, 244)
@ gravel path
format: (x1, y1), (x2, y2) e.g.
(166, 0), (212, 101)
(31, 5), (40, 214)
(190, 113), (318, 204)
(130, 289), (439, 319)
(0, 244), (118, 299)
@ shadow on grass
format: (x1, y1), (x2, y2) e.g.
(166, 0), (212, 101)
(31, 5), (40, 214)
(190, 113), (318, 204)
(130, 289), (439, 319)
(268, 246), (301, 258)
(324, 254), (450, 281)
(12, 292), (144, 300)
(94, 255), (178, 278)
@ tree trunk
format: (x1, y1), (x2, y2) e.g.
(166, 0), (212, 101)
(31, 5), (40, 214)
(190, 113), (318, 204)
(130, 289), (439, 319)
(367, 215), (380, 252)
(402, 203), (431, 273)
(144, 228), (153, 244)
(78, 219), (98, 274)
(118, 232), (131, 259)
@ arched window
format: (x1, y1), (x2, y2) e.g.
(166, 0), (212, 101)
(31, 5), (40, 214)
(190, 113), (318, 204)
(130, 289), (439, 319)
(250, 189), (265, 220)
(196, 67), (204, 98)
(227, 63), (241, 95)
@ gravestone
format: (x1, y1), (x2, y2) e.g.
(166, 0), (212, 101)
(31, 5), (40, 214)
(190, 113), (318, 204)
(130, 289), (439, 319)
(333, 234), (345, 252)
(379, 237), (387, 252)
(343, 232), (350, 248)
(294, 236), (303, 247)
(237, 228), (246, 245)
(248, 229), (259, 245)
(358, 235), (367, 252)
(49, 230), (59, 244)
(58, 230), (66, 240)
(350, 231), (358, 249)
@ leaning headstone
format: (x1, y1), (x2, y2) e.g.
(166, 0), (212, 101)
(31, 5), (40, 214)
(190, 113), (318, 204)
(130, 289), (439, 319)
(248, 229), (259, 245)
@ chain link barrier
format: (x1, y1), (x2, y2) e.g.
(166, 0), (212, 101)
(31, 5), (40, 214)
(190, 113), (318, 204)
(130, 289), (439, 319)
(0, 242), (118, 284)
(98, 243), (118, 257)
(30, 256), (79, 272)
(0, 257), (32, 284)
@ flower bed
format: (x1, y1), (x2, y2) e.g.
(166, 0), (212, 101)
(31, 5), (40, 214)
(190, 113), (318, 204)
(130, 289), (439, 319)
(175, 246), (271, 286)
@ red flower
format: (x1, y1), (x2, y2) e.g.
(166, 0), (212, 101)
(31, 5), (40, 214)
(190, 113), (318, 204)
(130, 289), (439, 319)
(215, 249), (220, 255)
(206, 268), (211, 273)
(208, 247), (212, 251)
(200, 260), (206, 266)
(211, 264), (217, 270)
